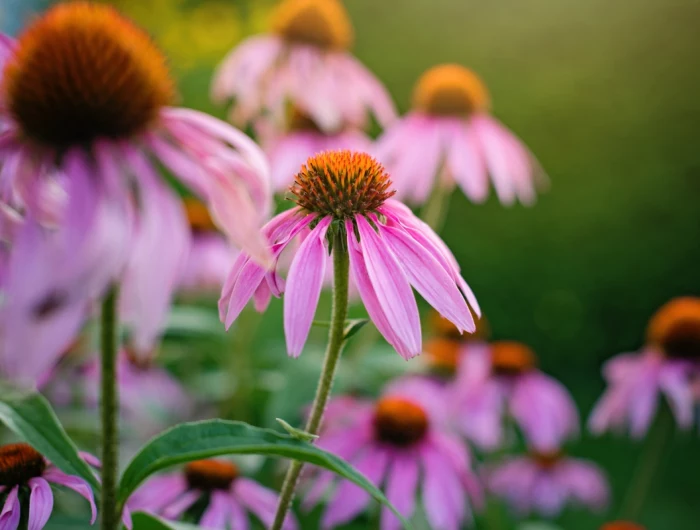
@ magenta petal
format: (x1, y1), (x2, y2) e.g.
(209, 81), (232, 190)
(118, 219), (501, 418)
(199, 491), (230, 528)
(227, 498), (249, 530)
(0, 486), (20, 530)
(27, 478), (53, 530)
(43, 469), (96, 524)
(284, 217), (330, 357)
(236, 478), (296, 530)
(381, 453), (419, 530)
(379, 224), (473, 333)
(355, 217), (421, 357)
(421, 445), (463, 530)
(220, 255), (268, 328)
(161, 490), (200, 520)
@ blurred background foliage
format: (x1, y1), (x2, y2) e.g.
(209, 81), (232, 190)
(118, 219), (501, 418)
(2, 0), (700, 529)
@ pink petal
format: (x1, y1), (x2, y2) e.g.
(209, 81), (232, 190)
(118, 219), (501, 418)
(446, 121), (489, 203)
(421, 446), (462, 530)
(161, 490), (200, 520)
(27, 478), (53, 530)
(199, 491), (230, 528)
(43, 469), (96, 524)
(236, 478), (297, 530)
(0, 486), (20, 530)
(284, 217), (331, 357)
(381, 452), (419, 530)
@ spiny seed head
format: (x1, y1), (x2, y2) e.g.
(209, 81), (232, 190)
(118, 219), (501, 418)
(647, 297), (700, 360)
(272, 0), (353, 50)
(530, 450), (562, 470)
(424, 337), (461, 375)
(600, 522), (646, 530)
(3, 1), (174, 148)
(185, 459), (238, 491)
(0, 443), (46, 487)
(184, 197), (217, 233)
(290, 150), (395, 219)
(373, 397), (429, 447)
(490, 341), (537, 376)
(413, 64), (490, 117)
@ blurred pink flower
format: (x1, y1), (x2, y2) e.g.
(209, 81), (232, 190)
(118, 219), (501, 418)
(487, 451), (609, 518)
(0, 3), (271, 360)
(452, 341), (579, 452)
(0, 443), (97, 529)
(375, 64), (545, 206)
(588, 297), (700, 437)
(219, 151), (480, 359)
(128, 459), (297, 530)
(304, 378), (483, 530)
(211, 0), (395, 134)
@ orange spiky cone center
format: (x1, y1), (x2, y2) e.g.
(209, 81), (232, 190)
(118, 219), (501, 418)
(647, 297), (700, 360)
(2, 1), (174, 148)
(272, 0), (353, 51)
(184, 197), (218, 233)
(600, 522), (646, 530)
(185, 459), (239, 491)
(490, 341), (537, 376)
(0, 443), (46, 487)
(413, 64), (490, 117)
(373, 397), (429, 447)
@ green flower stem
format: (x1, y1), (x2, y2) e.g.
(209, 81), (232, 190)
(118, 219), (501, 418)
(420, 180), (452, 232)
(100, 285), (120, 530)
(270, 229), (350, 530)
(620, 403), (674, 520)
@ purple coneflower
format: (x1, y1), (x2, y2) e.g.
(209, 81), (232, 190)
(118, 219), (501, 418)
(451, 340), (579, 452)
(589, 297), (699, 437)
(0, 443), (96, 529)
(304, 379), (482, 530)
(487, 450), (609, 518)
(211, 0), (395, 134)
(128, 459), (297, 529)
(219, 150), (480, 359)
(376, 64), (545, 206)
(0, 2), (271, 359)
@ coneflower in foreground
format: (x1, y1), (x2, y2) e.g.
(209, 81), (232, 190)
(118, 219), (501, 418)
(376, 64), (545, 206)
(211, 0), (395, 134)
(0, 2), (271, 358)
(219, 150), (480, 359)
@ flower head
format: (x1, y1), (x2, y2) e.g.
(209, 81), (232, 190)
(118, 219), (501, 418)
(272, 0), (352, 50)
(589, 297), (699, 437)
(304, 379), (482, 530)
(600, 522), (645, 530)
(0, 443), (97, 529)
(128, 458), (297, 529)
(488, 450), (609, 517)
(1, 2), (271, 361)
(376, 63), (545, 206)
(219, 150), (479, 359)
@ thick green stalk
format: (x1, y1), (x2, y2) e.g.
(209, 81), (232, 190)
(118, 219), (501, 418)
(270, 229), (350, 530)
(100, 286), (120, 530)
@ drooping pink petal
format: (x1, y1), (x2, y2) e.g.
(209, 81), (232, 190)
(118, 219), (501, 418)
(421, 445), (462, 530)
(199, 491), (230, 528)
(470, 114), (517, 206)
(226, 497), (250, 530)
(557, 460), (609, 512)
(355, 216), (421, 357)
(446, 120), (489, 203)
(381, 452), (419, 530)
(284, 217), (331, 357)
(235, 478), (297, 530)
(0, 486), (20, 530)
(127, 474), (188, 514)
(43, 469), (96, 523)
(27, 478), (53, 530)
(658, 362), (694, 428)
(161, 490), (201, 520)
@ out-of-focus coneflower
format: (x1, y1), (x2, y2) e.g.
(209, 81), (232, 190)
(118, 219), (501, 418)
(219, 150), (480, 359)
(376, 64), (545, 207)
(452, 341), (579, 452)
(0, 443), (97, 529)
(487, 450), (609, 518)
(304, 378), (483, 530)
(128, 459), (297, 530)
(589, 297), (699, 437)
(211, 0), (395, 135)
(600, 522), (646, 530)
(0, 2), (271, 359)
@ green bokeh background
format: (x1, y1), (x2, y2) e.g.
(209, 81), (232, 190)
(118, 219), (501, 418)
(4, 0), (699, 528)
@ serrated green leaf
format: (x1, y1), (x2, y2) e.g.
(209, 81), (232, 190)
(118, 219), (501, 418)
(130, 512), (201, 530)
(0, 387), (100, 492)
(118, 419), (410, 528)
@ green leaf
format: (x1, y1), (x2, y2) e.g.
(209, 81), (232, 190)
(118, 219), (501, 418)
(130, 512), (201, 530)
(343, 318), (369, 341)
(0, 387), (100, 492)
(118, 420), (410, 528)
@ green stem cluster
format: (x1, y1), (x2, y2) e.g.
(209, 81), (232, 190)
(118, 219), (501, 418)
(270, 229), (350, 530)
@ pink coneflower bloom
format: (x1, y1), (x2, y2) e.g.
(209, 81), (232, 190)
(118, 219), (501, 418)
(129, 459), (297, 529)
(0, 2), (271, 359)
(452, 341), (579, 452)
(376, 64), (545, 206)
(259, 109), (371, 192)
(0, 443), (97, 529)
(589, 297), (698, 437)
(304, 378), (483, 530)
(219, 150), (480, 359)
(488, 451), (609, 518)
(178, 198), (238, 294)
(600, 522), (645, 530)
(211, 0), (395, 134)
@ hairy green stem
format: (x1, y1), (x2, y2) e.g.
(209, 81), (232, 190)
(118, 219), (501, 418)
(270, 229), (350, 530)
(620, 404), (674, 520)
(100, 286), (120, 530)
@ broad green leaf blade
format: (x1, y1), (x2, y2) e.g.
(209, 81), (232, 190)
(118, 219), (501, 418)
(0, 387), (100, 491)
(119, 420), (410, 528)
(130, 512), (200, 530)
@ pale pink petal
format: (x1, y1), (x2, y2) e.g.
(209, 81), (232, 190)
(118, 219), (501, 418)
(161, 490), (201, 520)
(557, 460), (609, 512)
(421, 446), (462, 530)
(227, 497), (249, 530)
(43, 469), (96, 523)
(199, 491), (230, 528)
(470, 115), (517, 206)
(446, 121), (489, 203)
(236, 478), (297, 530)
(27, 478), (53, 530)
(284, 217), (331, 357)
(658, 363), (694, 428)
(381, 452), (419, 530)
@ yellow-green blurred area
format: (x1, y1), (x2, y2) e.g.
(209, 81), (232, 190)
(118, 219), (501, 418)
(3, 0), (699, 528)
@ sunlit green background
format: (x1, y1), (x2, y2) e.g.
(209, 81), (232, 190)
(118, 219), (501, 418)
(3, 0), (699, 528)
